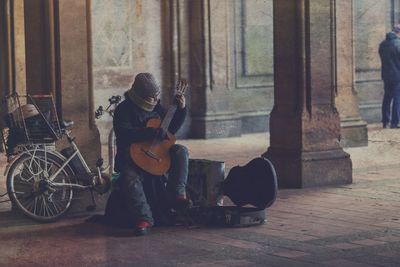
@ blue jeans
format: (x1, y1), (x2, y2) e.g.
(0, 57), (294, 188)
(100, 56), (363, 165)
(119, 144), (189, 225)
(382, 81), (400, 126)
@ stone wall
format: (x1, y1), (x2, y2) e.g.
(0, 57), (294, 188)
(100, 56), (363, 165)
(232, 0), (274, 133)
(91, 0), (163, 144)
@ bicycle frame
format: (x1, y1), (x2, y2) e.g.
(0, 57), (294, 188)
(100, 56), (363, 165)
(95, 95), (120, 176)
(47, 136), (93, 190)
(3, 143), (53, 178)
(4, 133), (96, 191)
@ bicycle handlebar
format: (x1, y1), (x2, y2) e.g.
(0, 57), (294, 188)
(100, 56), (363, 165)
(95, 106), (104, 119)
(109, 95), (121, 105)
(95, 95), (121, 119)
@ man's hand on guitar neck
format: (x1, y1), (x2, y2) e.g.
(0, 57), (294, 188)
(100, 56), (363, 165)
(144, 127), (169, 141)
(155, 128), (169, 141)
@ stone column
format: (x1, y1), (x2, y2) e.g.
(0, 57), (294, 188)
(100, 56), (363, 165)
(23, 0), (55, 96)
(58, 0), (104, 212)
(0, 0), (12, 153)
(58, 0), (100, 167)
(13, 0), (26, 96)
(188, 0), (241, 138)
(0, 0), (26, 152)
(24, 0), (101, 165)
(335, 0), (368, 147)
(264, 0), (352, 188)
(0, 0), (14, 96)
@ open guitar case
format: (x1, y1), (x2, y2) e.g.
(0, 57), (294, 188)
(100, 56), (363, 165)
(187, 157), (278, 227)
(99, 157), (278, 228)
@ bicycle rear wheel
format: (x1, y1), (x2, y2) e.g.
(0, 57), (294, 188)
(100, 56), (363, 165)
(7, 151), (75, 222)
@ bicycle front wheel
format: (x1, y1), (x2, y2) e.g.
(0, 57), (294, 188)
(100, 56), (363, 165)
(7, 151), (75, 222)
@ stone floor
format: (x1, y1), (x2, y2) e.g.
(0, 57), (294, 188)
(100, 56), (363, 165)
(0, 124), (400, 267)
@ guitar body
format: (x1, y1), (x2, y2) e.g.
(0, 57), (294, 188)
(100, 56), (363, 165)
(130, 118), (176, 176)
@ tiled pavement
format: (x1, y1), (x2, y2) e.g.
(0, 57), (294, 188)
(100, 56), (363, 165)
(0, 124), (400, 266)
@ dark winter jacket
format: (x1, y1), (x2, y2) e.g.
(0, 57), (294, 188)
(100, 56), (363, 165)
(379, 32), (400, 82)
(113, 95), (187, 172)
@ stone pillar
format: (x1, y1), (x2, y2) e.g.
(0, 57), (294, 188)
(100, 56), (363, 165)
(188, 0), (241, 138)
(58, 0), (100, 167)
(24, 0), (100, 165)
(13, 0), (26, 96)
(0, 0), (12, 153)
(58, 0), (105, 212)
(264, 0), (352, 188)
(0, 0), (26, 152)
(24, 0), (55, 96)
(335, 0), (368, 147)
(0, 0), (14, 96)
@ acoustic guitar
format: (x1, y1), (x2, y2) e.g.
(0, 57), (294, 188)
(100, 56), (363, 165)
(129, 80), (188, 176)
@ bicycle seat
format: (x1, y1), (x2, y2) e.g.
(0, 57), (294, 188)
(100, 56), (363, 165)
(61, 120), (74, 129)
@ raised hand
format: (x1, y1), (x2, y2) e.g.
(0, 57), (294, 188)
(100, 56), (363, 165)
(176, 79), (188, 95)
(175, 79), (188, 109)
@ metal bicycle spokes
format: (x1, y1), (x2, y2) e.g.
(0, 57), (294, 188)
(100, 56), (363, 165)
(8, 152), (74, 222)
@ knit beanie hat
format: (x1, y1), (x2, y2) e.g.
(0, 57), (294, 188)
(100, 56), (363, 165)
(127, 73), (161, 112)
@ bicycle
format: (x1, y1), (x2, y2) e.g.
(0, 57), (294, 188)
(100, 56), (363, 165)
(2, 94), (112, 222)
(94, 95), (121, 176)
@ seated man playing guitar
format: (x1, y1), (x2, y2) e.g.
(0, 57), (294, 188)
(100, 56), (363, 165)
(113, 73), (190, 235)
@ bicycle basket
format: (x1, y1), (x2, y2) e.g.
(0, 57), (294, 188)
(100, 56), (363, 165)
(1, 93), (62, 156)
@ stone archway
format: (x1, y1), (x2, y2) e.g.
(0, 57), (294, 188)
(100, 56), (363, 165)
(1, 0), (376, 188)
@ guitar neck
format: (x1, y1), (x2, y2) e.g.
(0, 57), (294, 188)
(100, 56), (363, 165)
(159, 79), (187, 132)
(160, 104), (178, 131)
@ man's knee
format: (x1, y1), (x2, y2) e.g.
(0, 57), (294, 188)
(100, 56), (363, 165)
(170, 144), (189, 158)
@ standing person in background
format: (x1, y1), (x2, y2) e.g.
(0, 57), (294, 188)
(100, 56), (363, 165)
(379, 24), (400, 129)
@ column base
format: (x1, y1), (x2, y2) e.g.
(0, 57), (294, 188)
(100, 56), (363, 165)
(340, 117), (368, 147)
(264, 148), (352, 188)
(191, 113), (242, 139)
(240, 111), (270, 133)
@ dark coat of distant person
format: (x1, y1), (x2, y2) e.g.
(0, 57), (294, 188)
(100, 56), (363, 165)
(379, 31), (400, 83)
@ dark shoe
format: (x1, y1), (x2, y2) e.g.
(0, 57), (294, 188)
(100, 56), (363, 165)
(134, 220), (152, 236)
(383, 122), (389, 128)
(390, 125), (400, 129)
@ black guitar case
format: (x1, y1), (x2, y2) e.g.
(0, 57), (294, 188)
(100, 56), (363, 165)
(197, 157), (277, 227)
(222, 157), (278, 209)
